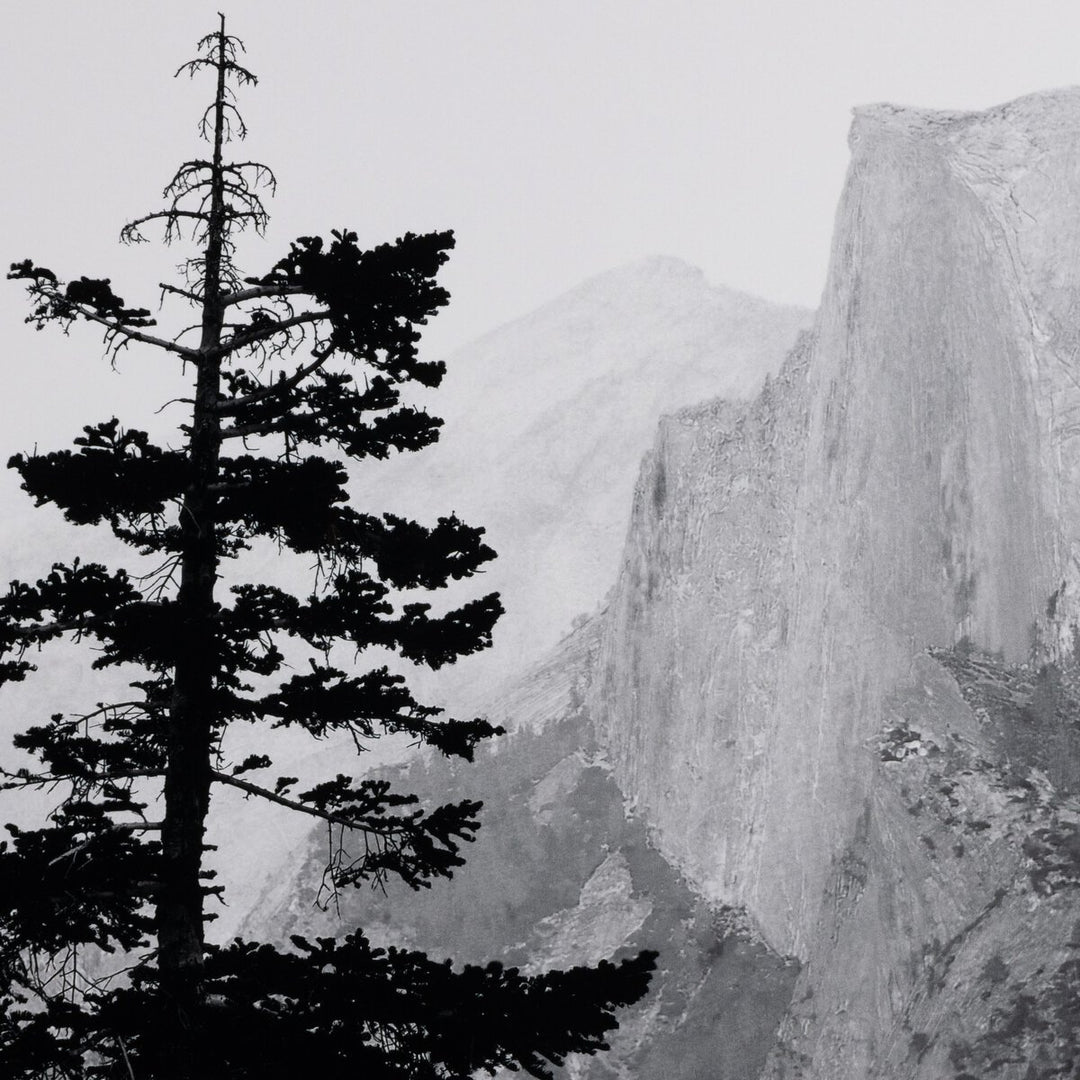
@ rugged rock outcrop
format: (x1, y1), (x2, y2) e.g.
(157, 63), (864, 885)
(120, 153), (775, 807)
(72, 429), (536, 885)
(592, 90), (1080, 1076)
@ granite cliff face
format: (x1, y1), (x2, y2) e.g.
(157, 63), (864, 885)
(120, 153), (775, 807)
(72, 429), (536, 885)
(592, 90), (1080, 1076)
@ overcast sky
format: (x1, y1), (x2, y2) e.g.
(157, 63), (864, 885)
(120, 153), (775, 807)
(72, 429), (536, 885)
(2, 1), (1080, 441)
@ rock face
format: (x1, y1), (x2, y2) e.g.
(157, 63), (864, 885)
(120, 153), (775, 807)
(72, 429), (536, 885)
(592, 90), (1080, 1076)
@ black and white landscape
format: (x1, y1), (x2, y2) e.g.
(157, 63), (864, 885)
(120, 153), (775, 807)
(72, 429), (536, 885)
(5, 7), (1080, 1078)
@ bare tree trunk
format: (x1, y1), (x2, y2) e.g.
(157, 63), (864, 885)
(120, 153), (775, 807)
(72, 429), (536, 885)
(156, 16), (228, 1076)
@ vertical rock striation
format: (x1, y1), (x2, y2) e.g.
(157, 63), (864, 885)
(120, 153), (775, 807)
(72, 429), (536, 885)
(593, 90), (1080, 1075)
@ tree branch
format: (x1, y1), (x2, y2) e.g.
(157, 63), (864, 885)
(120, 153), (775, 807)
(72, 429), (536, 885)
(210, 768), (406, 834)
(121, 209), (213, 242)
(216, 309), (329, 356)
(46, 822), (163, 868)
(1, 767), (165, 791)
(215, 342), (335, 417)
(2, 601), (167, 647)
(159, 282), (203, 305)
(221, 283), (305, 308)
(218, 422), (272, 441)
(65, 299), (199, 360)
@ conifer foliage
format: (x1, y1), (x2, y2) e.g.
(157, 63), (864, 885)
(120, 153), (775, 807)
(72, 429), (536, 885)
(0, 20), (653, 1079)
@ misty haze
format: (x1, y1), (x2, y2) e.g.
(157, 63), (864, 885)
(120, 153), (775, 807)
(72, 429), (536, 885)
(3, 8), (1080, 1079)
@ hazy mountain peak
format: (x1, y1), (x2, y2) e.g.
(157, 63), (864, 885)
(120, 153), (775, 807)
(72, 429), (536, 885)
(444, 255), (808, 385)
(586, 252), (708, 286)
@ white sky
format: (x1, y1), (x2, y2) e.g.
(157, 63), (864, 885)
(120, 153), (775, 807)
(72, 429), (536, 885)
(1, 1), (1079, 449)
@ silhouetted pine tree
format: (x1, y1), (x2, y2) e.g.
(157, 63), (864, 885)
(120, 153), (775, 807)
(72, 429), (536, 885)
(0, 19), (653, 1079)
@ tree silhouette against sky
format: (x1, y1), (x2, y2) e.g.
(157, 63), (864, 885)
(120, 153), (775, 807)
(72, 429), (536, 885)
(0, 18), (652, 1079)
